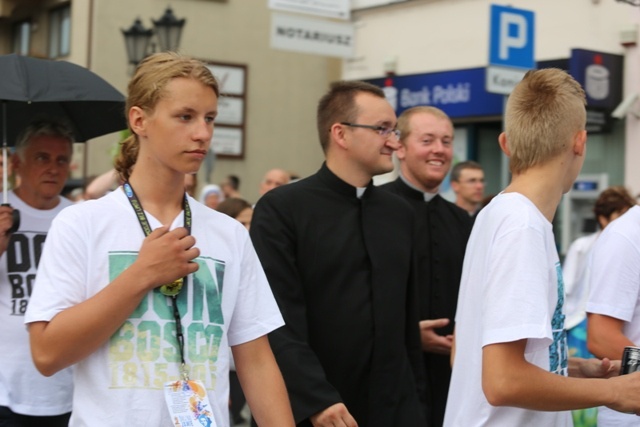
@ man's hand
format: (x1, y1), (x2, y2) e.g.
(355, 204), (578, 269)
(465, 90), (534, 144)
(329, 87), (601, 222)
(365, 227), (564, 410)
(310, 403), (358, 427)
(0, 205), (15, 255)
(570, 357), (619, 379)
(605, 371), (640, 415)
(419, 318), (453, 354)
(135, 226), (200, 291)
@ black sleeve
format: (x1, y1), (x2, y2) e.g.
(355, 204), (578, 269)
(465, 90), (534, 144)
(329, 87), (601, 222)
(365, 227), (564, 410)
(405, 212), (429, 419)
(250, 192), (342, 424)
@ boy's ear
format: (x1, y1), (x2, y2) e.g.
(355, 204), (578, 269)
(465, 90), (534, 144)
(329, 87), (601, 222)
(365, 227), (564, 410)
(573, 130), (587, 156)
(498, 132), (511, 157)
(128, 106), (147, 138)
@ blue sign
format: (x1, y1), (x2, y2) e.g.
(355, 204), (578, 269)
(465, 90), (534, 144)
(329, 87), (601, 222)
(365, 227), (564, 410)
(569, 48), (623, 110)
(489, 4), (535, 69)
(573, 180), (599, 191)
(365, 68), (504, 118)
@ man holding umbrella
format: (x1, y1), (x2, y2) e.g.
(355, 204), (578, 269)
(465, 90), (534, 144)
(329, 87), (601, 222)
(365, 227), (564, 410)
(0, 119), (74, 426)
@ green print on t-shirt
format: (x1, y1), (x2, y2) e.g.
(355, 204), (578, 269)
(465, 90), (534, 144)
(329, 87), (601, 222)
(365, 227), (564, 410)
(107, 252), (225, 389)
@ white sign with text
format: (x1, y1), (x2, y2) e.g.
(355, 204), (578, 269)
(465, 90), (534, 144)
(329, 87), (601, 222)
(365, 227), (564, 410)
(270, 13), (354, 58)
(212, 127), (243, 156)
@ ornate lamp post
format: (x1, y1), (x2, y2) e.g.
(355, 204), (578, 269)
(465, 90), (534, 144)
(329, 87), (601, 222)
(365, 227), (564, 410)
(121, 7), (186, 66)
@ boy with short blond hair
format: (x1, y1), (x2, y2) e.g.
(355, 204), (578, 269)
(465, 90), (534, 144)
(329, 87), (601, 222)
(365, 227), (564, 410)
(443, 68), (640, 426)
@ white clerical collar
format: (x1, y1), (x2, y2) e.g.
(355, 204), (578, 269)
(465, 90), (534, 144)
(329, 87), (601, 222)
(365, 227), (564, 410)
(399, 173), (437, 202)
(356, 187), (367, 199)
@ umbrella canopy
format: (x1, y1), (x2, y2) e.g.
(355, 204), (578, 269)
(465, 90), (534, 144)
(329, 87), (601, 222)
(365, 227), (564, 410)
(0, 53), (127, 145)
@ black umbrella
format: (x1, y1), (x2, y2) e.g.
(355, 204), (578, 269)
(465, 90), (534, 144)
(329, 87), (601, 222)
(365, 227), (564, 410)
(0, 53), (127, 231)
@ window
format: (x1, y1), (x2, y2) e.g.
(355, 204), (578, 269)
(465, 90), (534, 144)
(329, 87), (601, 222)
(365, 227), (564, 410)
(48, 5), (71, 58)
(12, 20), (31, 55)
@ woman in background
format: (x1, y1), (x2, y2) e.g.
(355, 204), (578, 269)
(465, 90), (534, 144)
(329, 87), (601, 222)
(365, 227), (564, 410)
(217, 197), (252, 231)
(199, 183), (225, 210)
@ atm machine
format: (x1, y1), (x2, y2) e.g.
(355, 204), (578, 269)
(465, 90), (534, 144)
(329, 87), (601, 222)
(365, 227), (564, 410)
(558, 173), (609, 256)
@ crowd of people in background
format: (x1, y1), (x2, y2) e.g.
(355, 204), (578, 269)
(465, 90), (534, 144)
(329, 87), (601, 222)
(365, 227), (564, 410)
(4, 53), (640, 427)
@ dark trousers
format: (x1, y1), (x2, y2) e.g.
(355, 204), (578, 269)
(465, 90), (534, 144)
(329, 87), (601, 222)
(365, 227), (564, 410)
(0, 406), (70, 427)
(230, 370), (247, 423)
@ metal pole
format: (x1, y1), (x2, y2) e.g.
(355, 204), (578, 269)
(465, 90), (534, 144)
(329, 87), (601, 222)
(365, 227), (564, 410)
(2, 101), (7, 204)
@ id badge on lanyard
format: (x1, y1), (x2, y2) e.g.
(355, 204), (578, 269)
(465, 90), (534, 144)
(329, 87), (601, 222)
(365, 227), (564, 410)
(123, 182), (216, 426)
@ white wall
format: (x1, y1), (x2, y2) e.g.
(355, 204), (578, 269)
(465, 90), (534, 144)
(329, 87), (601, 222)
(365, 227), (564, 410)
(83, 0), (338, 203)
(344, 0), (634, 80)
(343, 0), (640, 194)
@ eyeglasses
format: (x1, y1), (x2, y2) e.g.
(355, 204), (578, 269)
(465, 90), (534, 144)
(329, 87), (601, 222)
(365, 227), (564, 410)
(340, 122), (401, 139)
(459, 178), (485, 185)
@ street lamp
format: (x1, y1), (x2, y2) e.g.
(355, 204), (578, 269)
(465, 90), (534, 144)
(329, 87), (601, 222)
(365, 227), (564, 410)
(121, 7), (186, 65)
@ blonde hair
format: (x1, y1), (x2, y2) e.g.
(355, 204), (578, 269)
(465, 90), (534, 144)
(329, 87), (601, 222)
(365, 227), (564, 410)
(114, 52), (219, 181)
(397, 106), (451, 144)
(504, 68), (586, 174)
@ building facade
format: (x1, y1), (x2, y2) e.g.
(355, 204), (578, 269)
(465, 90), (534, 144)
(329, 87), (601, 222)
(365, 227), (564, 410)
(2, 0), (639, 243)
(0, 0), (339, 203)
(344, 0), (640, 252)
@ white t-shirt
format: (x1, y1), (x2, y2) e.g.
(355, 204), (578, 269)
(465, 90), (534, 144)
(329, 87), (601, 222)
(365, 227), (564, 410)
(25, 189), (284, 427)
(0, 191), (73, 415)
(444, 192), (571, 427)
(586, 205), (640, 427)
(562, 231), (600, 330)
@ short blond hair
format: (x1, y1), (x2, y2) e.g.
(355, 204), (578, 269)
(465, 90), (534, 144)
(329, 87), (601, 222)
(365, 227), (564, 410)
(397, 106), (452, 145)
(504, 68), (586, 174)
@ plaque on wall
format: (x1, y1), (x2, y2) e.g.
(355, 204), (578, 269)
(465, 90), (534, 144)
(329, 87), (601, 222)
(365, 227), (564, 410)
(216, 97), (244, 126)
(204, 61), (248, 158)
(211, 126), (244, 156)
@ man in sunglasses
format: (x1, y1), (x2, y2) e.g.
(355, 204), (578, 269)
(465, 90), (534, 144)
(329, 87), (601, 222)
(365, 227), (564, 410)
(380, 106), (473, 427)
(251, 81), (426, 427)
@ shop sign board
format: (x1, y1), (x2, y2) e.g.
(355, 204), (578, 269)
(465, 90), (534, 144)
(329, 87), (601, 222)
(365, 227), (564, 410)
(486, 4), (535, 95)
(270, 12), (354, 58)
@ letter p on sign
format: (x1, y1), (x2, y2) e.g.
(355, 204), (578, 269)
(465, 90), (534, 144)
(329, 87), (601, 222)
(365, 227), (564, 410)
(489, 4), (535, 70)
(500, 13), (527, 59)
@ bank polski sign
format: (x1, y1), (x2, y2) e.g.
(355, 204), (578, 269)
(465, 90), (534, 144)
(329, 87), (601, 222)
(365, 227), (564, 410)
(270, 13), (354, 58)
(486, 4), (535, 95)
(366, 68), (504, 118)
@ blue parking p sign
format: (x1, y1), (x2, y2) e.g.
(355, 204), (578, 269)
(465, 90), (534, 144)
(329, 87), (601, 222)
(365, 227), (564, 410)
(489, 4), (535, 70)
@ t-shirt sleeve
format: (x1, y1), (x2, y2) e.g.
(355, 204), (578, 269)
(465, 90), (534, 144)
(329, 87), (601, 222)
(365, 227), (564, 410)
(25, 207), (89, 325)
(481, 221), (553, 353)
(562, 238), (583, 297)
(587, 228), (640, 321)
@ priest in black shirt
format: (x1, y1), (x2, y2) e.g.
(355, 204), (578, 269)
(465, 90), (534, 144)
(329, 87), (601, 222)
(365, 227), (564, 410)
(380, 106), (473, 427)
(250, 81), (426, 427)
